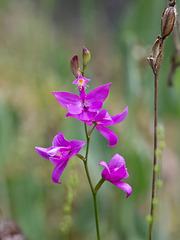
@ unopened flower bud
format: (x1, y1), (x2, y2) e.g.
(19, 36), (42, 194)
(154, 164), (161, 172)
(161, 0), (178, 39)
(157, 124), (165, 140)
(157, 179), (163, 188)
(82, 46), (91, 66)
(70, 55), (81, 77)
(146, 214), (153, 224)
(155, 149), (162, 158)
(152, 197), (158, 206)
(159, 140), (166, 149)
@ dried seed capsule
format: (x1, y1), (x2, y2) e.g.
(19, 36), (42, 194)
(70, 55), (81, 77)
(161, 0), (178, 39)
(147, 36), (164, 75)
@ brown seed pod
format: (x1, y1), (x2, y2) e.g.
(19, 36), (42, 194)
(147, 36), (164, 75)
(161, 0), (178, 39)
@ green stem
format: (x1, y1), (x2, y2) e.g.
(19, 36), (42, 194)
(76, 153), (86, 162)
(93, 193), (100, 240)
(83, 157), (94, 193)
(81, 66), (87, 76)
(84, 122), (89, 143)
(83, 122), (101, 240)
(88, 123), (96, 137)
(81, 65), (86, 77)
(94, 178), (105, 194)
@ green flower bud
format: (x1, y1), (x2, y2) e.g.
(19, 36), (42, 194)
(154, 164), (161, 172)
(152, 197), (158, 206)
(159, 140), (166, 149)
(157, 179), (163, 188)
(146, 214), (153, 224)
(60, 215), (72, 234)
(63, 204), (71, 214)
(157, 125), (165, 140)
(161, 1), (178, 39)
(70, 55), (81, 77)
(155, 149), (162, 158)
(82, 46), (91, 66)
(67, 191), (74, 204)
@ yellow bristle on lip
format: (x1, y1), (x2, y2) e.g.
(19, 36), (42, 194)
(56, 151), (62, 157)
(78, 79), (84, 85)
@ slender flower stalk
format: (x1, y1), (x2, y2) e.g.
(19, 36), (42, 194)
(94, 178), (105, 194)
(92, 193), (100, 240)
(83, 123), (93, 193)
(81, 64), (101, 240)
(149, 72), (159, 240)
(83, 122), (101, 240)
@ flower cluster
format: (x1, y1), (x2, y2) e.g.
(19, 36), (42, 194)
(35, 47), (132, 198)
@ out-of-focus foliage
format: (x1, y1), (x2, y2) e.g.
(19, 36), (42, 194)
(0, 0), (180, 239)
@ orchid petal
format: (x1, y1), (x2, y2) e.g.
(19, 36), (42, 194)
(49, 157), (62, 166)
(49, 155), (69, 165)
(35, 146), (53, 160)
(86, 83), (111, 104)
(79, 86), (86, 100)
(47, 147), (61, 156)
(66, 110), (96, 122)
(86, 121), (92, 126)
(95, 125), (118, 146)
(94, 110), (107, 121)
(52, 91), (82, 114)
(98, 161), (111, 180)
(47, 146), (70, 157)
(123, 170), (129, 179)
(88, 101), (103, 112)
(52, 132), (70, 147)
(51, 159), (69, 184)
(108, 106), (128, 126)
(110, 181), (132, 198)
(108, 154), (125, 170)
(66, 103), (83, 114)
(69, 140), (86, 157)
(109, 165), (128, 182)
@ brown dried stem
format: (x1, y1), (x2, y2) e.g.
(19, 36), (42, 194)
(149, 72), (159, 240)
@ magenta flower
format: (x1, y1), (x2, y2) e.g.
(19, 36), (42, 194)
(35, 132), (86, 184)
(87, 106), (128, 146)
(52, 80), (111, 122)
(99, 154), (132, 198)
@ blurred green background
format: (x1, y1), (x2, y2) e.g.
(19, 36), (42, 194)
(0, 0), (180, 239)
